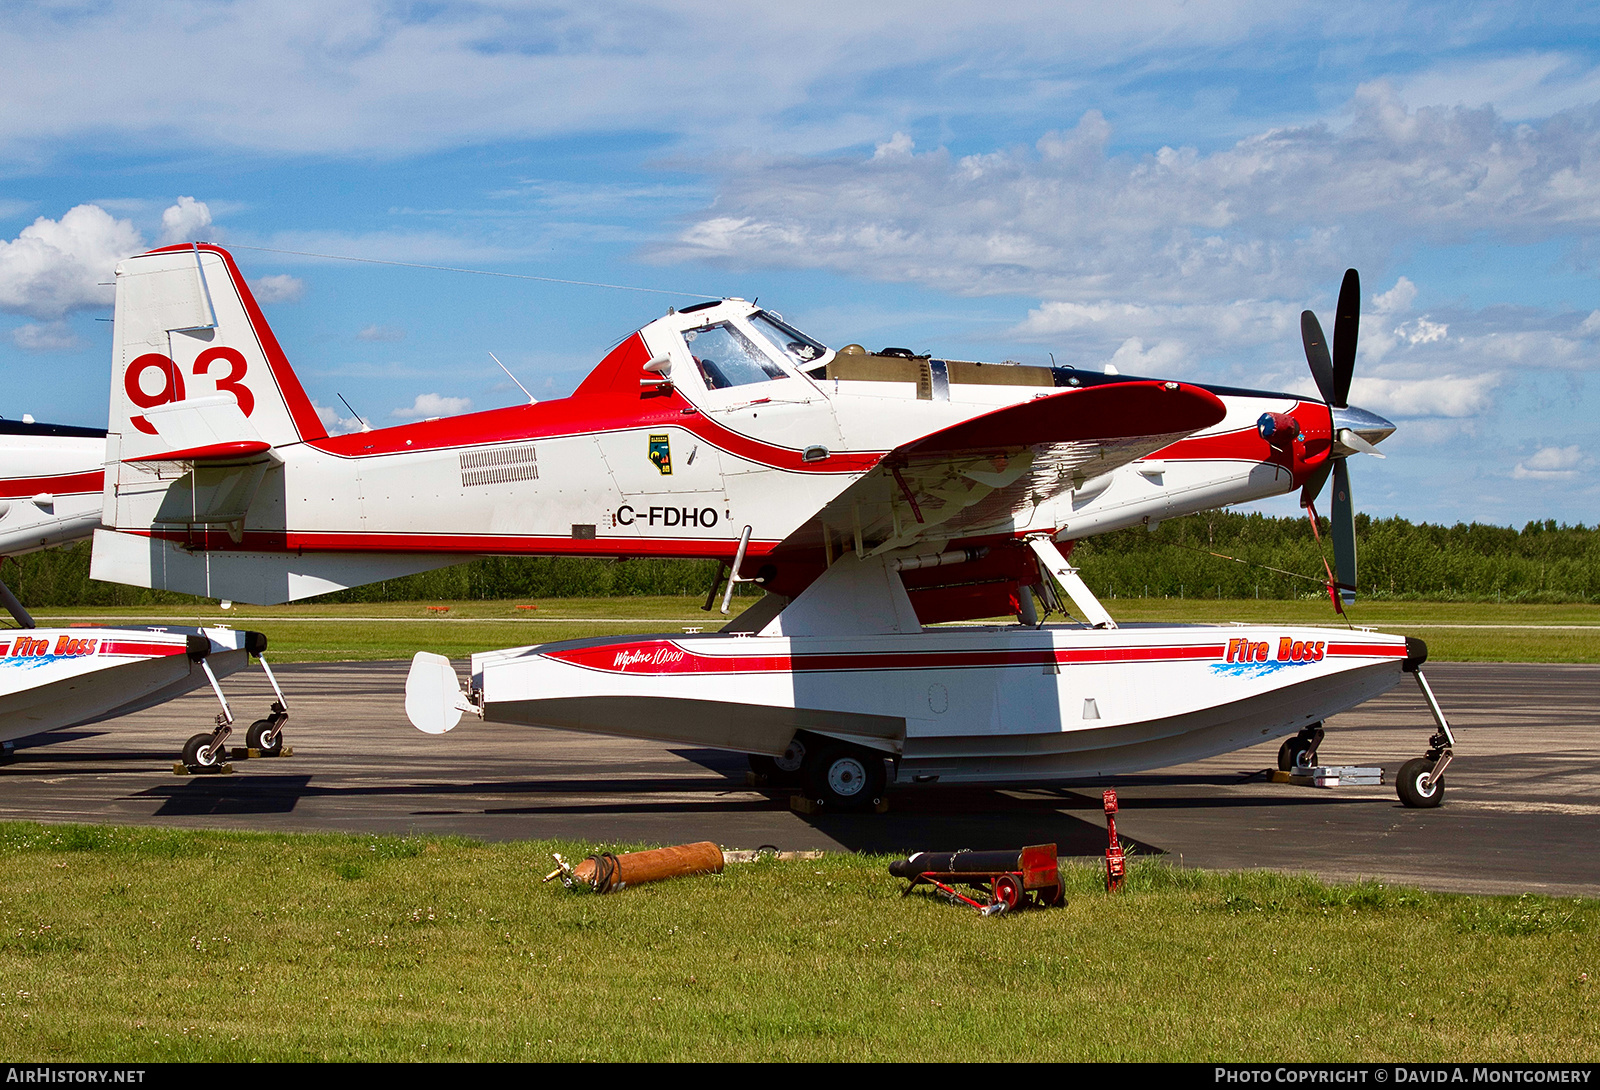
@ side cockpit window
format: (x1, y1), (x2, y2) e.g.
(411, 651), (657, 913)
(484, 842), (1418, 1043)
(749, 311), (828, 369)
(685, 322), (788, 390)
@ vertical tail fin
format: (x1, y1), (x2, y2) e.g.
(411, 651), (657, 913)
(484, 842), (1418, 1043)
(110, 244), (326, 461)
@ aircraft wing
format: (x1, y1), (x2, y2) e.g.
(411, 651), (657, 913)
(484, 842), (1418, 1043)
(784, 379), (1226, 556)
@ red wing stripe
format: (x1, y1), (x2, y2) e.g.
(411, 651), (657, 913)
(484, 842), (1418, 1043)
(1326, 642), (1408, 657)
(97, 641), (186, 657)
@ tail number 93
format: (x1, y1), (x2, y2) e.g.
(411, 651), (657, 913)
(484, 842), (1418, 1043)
(125, 347), (255, 435)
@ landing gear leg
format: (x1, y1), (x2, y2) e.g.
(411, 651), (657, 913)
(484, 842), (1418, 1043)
(180, 655), (234, 775)
(1277, 722), (1325, 771)
(244, 655), (291, 757)
(1398, 668), (1454, 809)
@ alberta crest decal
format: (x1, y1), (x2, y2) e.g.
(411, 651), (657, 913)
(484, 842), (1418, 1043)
(648, 433), (672, 475)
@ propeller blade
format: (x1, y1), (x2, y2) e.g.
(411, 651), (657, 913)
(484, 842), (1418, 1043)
(1299, 461), (1333, 509)
(1337, 427), (1386, 459)
(1331, 458), (1357, 603)
(1300, 310), (1336, 405)
(1331, 268), (1359, 409)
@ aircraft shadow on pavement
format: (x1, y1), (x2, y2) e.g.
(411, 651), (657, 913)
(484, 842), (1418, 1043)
(1, 730), (178, 767)
(141, 775), (315, 816)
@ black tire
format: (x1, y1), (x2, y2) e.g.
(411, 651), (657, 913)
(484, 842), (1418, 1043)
(804, 743), (886, 813)
(246, 719), (283, 757)
(1278, 736), (1316, 771)
(1396, 757), (1444, 808)
(748, 736), (807, 786)
(181, 732), (223, 770)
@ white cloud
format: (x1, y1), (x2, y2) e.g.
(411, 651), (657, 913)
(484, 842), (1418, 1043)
(9, 321), (80, 352)
(1371, 277), (1417, 315)
(156, 196), (215, 247)
(1106, 336), (1186, 375)
(357, 324), (405, 342)
(1011, 298), (1296, 347)
(0, 2), (1314, 157)
(1388, 53), (1600, 122)
(253, 274), (306, 304)
(0, 204), (141, 319)
(657, 88), (1600, 306)
(313, 400), (368, 435)
(1512, 445), (1585, 480)
(873, 132), (915, 160)
(392, 392), (471, 419)
(653, 89), (1600, 427)
(1345, 374), (1500, 419)
(0, 199), (221, 319)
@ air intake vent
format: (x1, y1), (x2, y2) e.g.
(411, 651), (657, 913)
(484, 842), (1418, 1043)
(460, 444), (539, 487)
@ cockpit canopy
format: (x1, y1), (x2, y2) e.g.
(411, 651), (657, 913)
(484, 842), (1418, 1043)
(655, 302), (832, 395)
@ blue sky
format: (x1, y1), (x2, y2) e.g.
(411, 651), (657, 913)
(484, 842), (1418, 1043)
(1, 1), (1596, 526)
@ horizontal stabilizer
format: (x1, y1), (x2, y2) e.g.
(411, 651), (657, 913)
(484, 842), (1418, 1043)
(126, 395), (272, 463)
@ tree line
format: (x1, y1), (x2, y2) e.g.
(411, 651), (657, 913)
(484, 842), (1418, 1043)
(4, 512), (1596, 607)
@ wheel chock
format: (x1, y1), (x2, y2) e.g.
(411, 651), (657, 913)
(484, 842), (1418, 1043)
(172, 762), (234, 776)
(227, 746), (295, 761)
(1269, 766), (1383, 789)
(788, 794), (889, 814)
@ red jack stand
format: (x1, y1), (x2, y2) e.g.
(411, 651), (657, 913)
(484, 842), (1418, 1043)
(1103, 789), (1126, 892)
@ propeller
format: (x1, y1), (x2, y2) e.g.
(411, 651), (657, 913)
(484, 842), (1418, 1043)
(1296, 268), (1394, 606)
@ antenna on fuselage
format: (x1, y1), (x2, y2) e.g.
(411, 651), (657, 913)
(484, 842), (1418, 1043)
(490, 352), (537, 405)
(337, 394), (373, 433)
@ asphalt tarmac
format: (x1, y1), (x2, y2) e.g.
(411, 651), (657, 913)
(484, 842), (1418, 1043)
(1, 660), (1596, 897)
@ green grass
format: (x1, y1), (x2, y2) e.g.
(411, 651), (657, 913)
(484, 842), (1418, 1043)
(27, 597), (1600, 663)
(0, 823), (1593, 1062)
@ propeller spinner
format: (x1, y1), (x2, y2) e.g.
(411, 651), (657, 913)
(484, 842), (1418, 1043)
(1296, 269), (1395, 604)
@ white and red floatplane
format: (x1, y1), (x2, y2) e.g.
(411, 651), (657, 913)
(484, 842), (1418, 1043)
(72, 243), (1454, 805)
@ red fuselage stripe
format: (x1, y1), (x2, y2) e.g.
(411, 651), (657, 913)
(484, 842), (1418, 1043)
(304, 392), (884, 474)
(0, 471), (104, 499)
(131, 528), (781, 559)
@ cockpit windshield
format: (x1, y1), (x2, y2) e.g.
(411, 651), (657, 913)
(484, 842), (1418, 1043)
(684, 322), (788, 390)
(748, 311), (829, 368)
